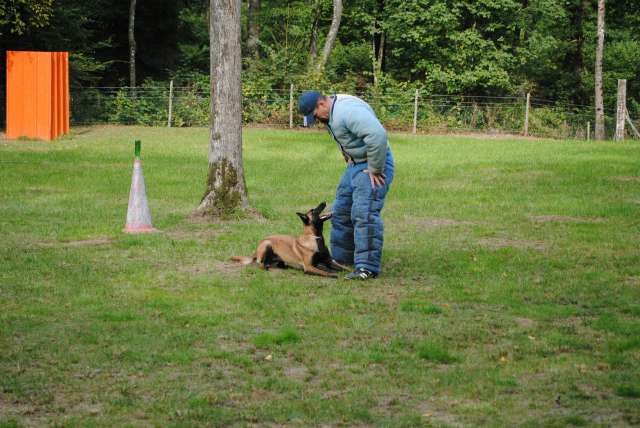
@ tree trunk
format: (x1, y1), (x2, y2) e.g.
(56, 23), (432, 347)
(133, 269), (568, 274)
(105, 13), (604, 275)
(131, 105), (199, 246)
(372, 31), (385, 85)
(315, 0), (342, 73)
(309, 29), (318, 59)
(197, 0), (248, 216)
(247, 0), (260, 57)
(128, 0), (137, 90)
(371, 0), (385, 85)
(594, 0), (605, 140)
(377, 31), (385, 71)
(308, 0), (321, 60)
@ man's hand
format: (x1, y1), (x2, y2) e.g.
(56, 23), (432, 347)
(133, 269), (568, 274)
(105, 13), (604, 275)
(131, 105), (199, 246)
(365, 170), (386, 189)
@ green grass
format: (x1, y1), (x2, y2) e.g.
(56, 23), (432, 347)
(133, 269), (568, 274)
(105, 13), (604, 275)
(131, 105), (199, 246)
(616, 385), (640, 399)
(417, 342), (459, 364)
(254, 328), (301, 348)
(400, 300), (444, 315)
(1, 125), (640, 426)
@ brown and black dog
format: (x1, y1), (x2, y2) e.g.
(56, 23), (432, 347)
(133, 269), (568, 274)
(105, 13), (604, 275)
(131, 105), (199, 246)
(231, 202), (347, 277)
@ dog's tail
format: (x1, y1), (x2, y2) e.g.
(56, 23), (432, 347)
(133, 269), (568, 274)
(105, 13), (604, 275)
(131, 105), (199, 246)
(230, 255), (256, 265)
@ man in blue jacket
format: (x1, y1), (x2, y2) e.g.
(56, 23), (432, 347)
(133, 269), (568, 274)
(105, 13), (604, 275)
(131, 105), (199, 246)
(298, 91), (395, 280)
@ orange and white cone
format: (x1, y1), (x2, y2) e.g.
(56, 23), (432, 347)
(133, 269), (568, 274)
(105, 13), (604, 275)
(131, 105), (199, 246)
(124, 140), (156, 233)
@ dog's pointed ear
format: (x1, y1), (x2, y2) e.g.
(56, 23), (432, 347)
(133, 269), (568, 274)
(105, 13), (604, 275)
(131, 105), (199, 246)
(296, 212), (309, 224)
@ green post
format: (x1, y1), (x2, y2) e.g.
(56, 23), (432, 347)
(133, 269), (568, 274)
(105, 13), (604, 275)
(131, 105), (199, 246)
(134, 140), (141, 158)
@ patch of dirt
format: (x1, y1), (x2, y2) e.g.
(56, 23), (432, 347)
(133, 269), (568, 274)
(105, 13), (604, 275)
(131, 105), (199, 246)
(213, 260), (245, 275)
(164, 228), (227, 241)
(366, 287), (403, 307)
(25, 186), (64, 193)
(610, 176), (640, 183)
(625, 276), (640, 286)
(187, 207), (267, 224)
(528, 215), (606, 224)
(71, 402), (103, 417)
(514, 317), (536, 329)
(374, 394), (418, 419)
(414, 130), (547, 141)
(404, 217), (476, 229)
(417, 401), (463, 428)
(38, 238), (113, 248)
(177, 260), (243, 276)
(511, 170), (555, 178)
(552, 316), (591, 331)
(283, 366), (310, 382)
(421, 218), (476, 228)
(377, 395), (403, 409)
(573, 383), (610, 401)
(478, 237), (546, 251)
(0, 395), (54, 426)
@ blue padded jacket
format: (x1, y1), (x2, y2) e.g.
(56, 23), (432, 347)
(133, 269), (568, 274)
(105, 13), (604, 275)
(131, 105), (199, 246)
(327, 94), (389, 174)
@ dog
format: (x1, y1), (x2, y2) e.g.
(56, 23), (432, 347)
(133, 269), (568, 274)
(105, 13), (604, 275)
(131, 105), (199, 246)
(230, 202), (347, 277)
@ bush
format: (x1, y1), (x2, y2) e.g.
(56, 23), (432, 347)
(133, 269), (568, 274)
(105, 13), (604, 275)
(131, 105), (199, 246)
(108, 80), (168, 126)
(69, 73), (604, 139)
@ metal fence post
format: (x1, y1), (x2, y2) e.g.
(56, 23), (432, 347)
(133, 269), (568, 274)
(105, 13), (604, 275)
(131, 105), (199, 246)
(289, 84), (294, 129)
(587, 121), (590, 140)
(412, 89), (419, 134)
(167, 79), (174, 128)
(615, 79), (627, 141)
(523, 92), (530, 136)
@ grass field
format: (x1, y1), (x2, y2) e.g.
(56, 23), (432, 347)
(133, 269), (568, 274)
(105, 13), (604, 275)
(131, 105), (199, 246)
(1, 126), (640, 427)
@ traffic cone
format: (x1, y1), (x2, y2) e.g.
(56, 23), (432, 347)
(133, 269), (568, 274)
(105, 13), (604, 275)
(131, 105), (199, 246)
(124, 140), (157, 233)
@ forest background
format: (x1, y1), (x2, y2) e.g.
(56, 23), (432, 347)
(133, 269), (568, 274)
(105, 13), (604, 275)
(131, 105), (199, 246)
(1, 0), (639, 135)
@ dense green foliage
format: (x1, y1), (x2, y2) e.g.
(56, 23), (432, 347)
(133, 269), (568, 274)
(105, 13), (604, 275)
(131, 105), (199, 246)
(1, 0), (639, 127)
(70, 81), (599, 139)
(0, 0), (55, 36)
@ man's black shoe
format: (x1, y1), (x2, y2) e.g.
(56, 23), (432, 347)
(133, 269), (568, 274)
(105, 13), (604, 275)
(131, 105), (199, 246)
(345, 268), (378, 280)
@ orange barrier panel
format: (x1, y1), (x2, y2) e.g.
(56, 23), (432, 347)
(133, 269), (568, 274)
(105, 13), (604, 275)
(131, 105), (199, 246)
(6, 51), (70, 141)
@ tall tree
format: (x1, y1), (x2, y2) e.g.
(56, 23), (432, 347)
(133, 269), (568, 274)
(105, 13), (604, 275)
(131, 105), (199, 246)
(371, 0), (385, 85)
(129, 0), (137, 89)
(308, 0), (322, 60)
(247, 0), (260, 56)
(197, 0), (248, 216)
(315, 0), (343, 73)
(594, 0), (605, 140)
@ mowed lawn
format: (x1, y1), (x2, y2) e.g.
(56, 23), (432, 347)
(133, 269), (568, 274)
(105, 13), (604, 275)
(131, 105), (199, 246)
(1, 126), (639, 427)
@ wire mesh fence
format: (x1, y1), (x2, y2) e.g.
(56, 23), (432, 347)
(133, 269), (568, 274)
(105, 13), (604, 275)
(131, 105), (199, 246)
(66, 84), (630, 140)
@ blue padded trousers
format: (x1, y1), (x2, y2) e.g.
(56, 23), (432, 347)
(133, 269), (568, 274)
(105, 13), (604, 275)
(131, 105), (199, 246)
(330, 149), (395, 274)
